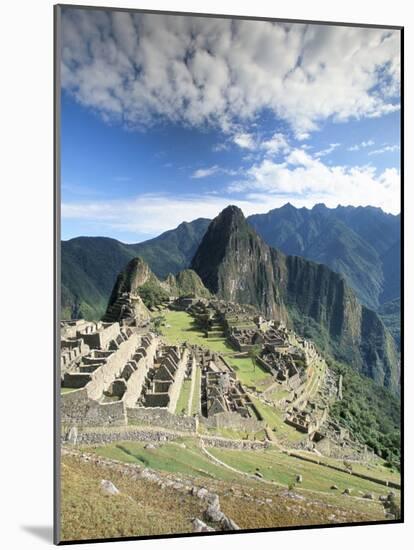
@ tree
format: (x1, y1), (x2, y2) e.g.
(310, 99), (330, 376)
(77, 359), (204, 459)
(152, 315), (166, 335)
(247, 343), (262, 372)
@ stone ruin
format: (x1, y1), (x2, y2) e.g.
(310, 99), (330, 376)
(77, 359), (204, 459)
(203, 371), (254, 418)
(102, 291), (151, 326)
(228, 327), (264, 352)
(60, 296), (346, 447)
(137, 345), (188, 412)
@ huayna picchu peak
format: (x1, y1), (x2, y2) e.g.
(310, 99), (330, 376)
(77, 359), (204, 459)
(191, 206), (399, 392)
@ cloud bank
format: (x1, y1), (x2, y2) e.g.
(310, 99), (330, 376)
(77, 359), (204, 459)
(61, 9), (400, 138)
(228, 147), (400, 213)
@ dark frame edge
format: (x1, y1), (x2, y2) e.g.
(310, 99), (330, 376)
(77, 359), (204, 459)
(399, 25), (404, 524)
(54, 3), (62, 546)
(55, 2), (403, 31)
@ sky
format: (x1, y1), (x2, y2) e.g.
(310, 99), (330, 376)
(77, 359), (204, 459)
(60, 8), (401, 243)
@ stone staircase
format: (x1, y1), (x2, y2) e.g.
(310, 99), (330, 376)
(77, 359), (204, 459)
(102, 294), (133, 323)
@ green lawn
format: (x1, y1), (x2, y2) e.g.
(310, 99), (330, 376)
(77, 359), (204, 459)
(209, 447), (400, 497)
(87, 438), (398, 500)
(160, 310), (272, 390)
(267, 387), (291, 402)
(249, 395), (306, 443)
(190, 366), (201, 415)
(175, 379), (192, 415)
(293, 450), (401, 485)
(90, 440), (239, 481)
(61, 387), (78, 395)
(198, 423), (267, 441)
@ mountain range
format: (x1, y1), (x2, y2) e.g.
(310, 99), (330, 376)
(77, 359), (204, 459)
(61, 218), (210, 319)
(61, 203), (401, 351)
(248, 203), (400, 310)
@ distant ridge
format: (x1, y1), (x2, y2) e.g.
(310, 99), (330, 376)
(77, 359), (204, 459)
(61, 203), (400, 346)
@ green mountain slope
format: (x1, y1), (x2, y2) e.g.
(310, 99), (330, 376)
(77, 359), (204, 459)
(248, 203), (400, 310)
(103, 257), (210, 318)
(61, 218), (210, 320)
(378, 298), (401, 350)
(191, 206), (400, 392)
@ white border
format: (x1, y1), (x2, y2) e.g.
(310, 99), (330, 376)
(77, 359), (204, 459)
(1, 1), (411, 548)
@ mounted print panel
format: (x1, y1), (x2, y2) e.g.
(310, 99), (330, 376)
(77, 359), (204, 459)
(54, 4), (403, 544)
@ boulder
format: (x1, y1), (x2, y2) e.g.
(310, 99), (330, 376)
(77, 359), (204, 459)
(205, 505), (225, 523)
(330, 485), (338, 490)
(100, 479), (120, 495)
(144, 443), (156, 449)
(197, 487), (209, 500)
(206, 493), (220, 508)
(363, 493), (374, 500)
(296, 474), (303, 483)
(192, 518), (215, 533)
(221, 515), (240, 531)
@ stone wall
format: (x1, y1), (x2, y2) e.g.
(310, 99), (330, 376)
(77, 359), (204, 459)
(61, 388), (126, 427)
(84, 332), (141, 400)
(200, 411), (265, 432)
(127, 407), (198, 432)
(167, 348), (189, 413)
(80, 322), (120, 349)
(201, 435), (269, 450)
(62, 426), (180, 446)
(122, 337), (158, 407)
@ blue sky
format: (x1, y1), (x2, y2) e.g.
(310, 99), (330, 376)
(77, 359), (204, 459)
(60, 8), (401, 243)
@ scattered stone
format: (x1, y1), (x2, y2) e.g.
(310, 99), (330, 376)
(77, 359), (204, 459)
(254, 471), (263, 479)
(197, 487), (209, 500)
(363, 493), (374, 500)
(265, 498), (273, 504)
(342, 488), (351, 495)
(144, 443), (156, 449)
(221, 516), (240, 531)
(100, 479), (120, 495)
(192, 518), (214, 533)
(205, 504), (225, 523)
(206, 493), (220, 508)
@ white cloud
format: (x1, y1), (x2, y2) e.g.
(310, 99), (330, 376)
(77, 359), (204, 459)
(62, 192), (283, 238)
(191, 165), (239, 178)
(348, 139), (375, 151)
(191, 165), (220, 178)
(315, 143), (340, 158)
(368, 144), (400, 155)
(261, 133), (290, 155)
(212, 142), (229, 152)
(227, 148), (400, 213)
(233, 132), (256, 149)
(61, 9), (401, 138)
